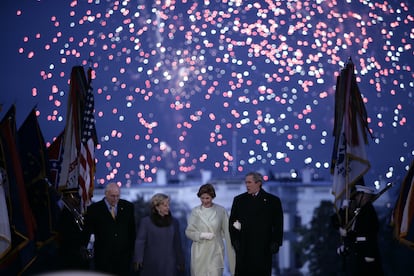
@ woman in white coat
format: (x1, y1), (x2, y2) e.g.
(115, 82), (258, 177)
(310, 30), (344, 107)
(185, 183), (235, 276)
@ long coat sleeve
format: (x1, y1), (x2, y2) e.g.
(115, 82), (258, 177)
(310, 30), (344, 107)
(185, 204), (235, 276)
(83, 199), (136, 276)
(348, 203), (384, 276)
(229, 189), (283, 276)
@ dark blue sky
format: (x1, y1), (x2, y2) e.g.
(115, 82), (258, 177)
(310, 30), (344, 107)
(1, 0), (413, 188)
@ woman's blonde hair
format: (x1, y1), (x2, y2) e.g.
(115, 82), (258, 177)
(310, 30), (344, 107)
(151, 193), (169, 209)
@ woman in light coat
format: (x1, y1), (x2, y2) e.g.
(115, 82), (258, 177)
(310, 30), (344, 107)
(185, 183), (235, 276)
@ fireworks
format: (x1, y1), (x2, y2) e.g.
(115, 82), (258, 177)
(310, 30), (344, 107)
(3, 0), (413, 186)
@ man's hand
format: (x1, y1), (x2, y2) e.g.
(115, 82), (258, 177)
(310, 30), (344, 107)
(80, 246), (93, 260)
(339, 227), (347, 237)
(270, 242), (279, 254)
(336, 244), (349, 256)
(133, 262), (143, 272)
(177, 263), (185, 272)
(233, 220), (241, 231)
(364, 257), (375, 262)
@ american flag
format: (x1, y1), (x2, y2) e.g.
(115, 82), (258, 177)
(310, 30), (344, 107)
(79, 68), (97, 213)
(58, 66), (85, 191)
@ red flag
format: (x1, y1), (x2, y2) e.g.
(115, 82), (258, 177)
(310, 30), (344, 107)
(0, 105), (36, 239)
(392, 159), (414, 248)
(0, 169), (11, 259)
(0, 105), (37, 274)
(330, 58), (371, 211)
(17, 108), (56, 244)
(47, 131), (64, 189)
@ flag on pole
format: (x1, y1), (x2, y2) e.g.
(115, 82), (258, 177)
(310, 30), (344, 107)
(56, 65), (97, 213)
(0, 167), (11, 259)
(0, 105), (37, 275)
(78, 67), (97, 212)
(58, 66), (89, 192)
(47, 131), (64, 189)
(17, 108), (56, 244)
(0, 102), (10, 260)
(330, 58), (371, 211)
(392, 159), (414, 248)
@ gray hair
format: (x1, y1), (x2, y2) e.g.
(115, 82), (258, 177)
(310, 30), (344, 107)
(105, 182), (120, 194)
(246, 171), (263, 185)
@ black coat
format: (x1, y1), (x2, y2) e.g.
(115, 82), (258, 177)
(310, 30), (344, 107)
(229, 188), (283, 276)
(83, 198), (136, 276)
(57, 208), (90, 270)
(345, 203), (384, 276)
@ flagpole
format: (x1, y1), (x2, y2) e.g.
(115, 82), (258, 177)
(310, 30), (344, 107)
(344, 58), (354, 227)
(331, 57), (373, 267)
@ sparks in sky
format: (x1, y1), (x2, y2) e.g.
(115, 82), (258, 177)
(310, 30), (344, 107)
(2, 0), (413, 187)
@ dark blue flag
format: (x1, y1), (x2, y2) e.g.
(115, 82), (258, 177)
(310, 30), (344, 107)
(0, 105), (37, 275)
(17, 107), (58, 244)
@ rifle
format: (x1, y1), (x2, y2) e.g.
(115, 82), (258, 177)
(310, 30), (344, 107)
(46, 178), (85, 231)
(337, 182), (393, 259)
(61, 191), (85, 231)
(371, 181), (393, 201)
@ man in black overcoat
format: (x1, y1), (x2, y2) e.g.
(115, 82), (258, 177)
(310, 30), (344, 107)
(229, 172), (284, 276)
(83, 182), (136, 276)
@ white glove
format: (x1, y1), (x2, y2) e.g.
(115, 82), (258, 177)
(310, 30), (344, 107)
(336, 245), (345, 255)
(364, 257), (375, 262)
(87, 234), (95, 250)
(339, 227), (347, 237)
(200, 232), (214, 240)
(233, 220), (241, 231)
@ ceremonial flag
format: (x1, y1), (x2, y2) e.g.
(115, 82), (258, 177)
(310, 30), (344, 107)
(0, 168), (11, 259)
(17, 108), (56, 244)
(55, 65), (97, 213)
(392, 159), (414, 248)
(47, 131), (64, 189)
(0, 105), (36, 275)
(330, 58), (371, 211)
(58, 66), (89, 192)
(78, 67), (97, 212)
(0, 99), (10, 259)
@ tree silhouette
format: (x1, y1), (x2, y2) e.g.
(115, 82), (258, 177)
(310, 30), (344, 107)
(296, 200), (343, 276)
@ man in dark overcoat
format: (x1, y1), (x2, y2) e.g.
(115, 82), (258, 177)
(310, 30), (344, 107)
(83, 182), (136, 276)
(229, 172), (284, 276)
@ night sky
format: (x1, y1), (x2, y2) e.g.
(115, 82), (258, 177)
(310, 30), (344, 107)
(1, 0), (413, 188)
